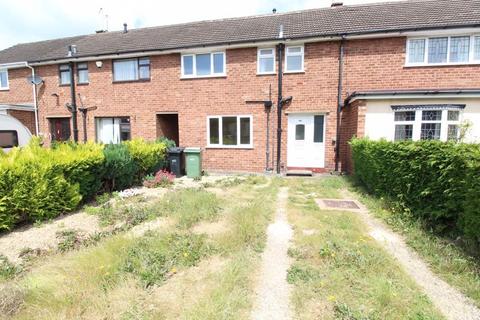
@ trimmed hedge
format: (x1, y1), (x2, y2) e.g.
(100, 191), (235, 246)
(350, 138), (480, 243)
(0, 138), (167, 231)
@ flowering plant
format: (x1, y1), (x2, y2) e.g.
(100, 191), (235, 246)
(143, 169), (175, 188)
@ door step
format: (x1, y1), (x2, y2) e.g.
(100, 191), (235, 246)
(286, 170), (313, 177)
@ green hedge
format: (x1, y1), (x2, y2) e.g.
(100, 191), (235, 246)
(350, 138), (480, 243)
(0, 138), (167, 231)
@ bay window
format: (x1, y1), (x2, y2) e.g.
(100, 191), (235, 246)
(0, 69), (8, 90)
(257, 48), (275, 74)
(392, 105), (463, 142)
(407, 35), (480, 65)
(96, 117), (131, 144)
(113, 57), (150, 82)
(181, 52), (225, 78)
(207, 115), (252, 147)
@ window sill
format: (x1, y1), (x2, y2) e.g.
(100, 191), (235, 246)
(405, 62), (480, 68)
(0, 88), (9, 91)
(77, 82), (89, 86)
(181, 75), (226, 80)
(59, 84), (71, 87)
(206, 145), (253, 150)
(257, 72), (276, 76)
(283, 70), (305, 74)
(113, 79), (151, 84)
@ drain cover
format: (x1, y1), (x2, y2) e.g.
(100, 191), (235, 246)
(323, 200), (360, 209)
(315, 199), (363, 212)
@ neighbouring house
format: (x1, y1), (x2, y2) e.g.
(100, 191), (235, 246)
(0, 0), (479, 173)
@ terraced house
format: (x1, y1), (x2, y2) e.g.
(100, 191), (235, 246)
(0, 0), (479, 173)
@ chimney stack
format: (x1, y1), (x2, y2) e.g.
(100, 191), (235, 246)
(272, 8), (277, 14)
(331, 1), (343, 7)
(123, 23), (128, 33)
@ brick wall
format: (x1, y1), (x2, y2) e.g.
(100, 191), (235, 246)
(6, 110), (36, 134)
(339, 100), (366, 173)
(1, 36), (479, 173)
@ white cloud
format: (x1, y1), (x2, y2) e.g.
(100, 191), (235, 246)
(0, 0), (404, 50)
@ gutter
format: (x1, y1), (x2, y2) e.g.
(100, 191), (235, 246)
(344, 89), (480, 105)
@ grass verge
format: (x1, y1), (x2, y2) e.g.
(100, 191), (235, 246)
(348, 178), (480, 307)
(286, 177), (444, 320)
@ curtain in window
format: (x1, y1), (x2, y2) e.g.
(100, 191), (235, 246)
(475, 37), (480, 61)
(450, 36), (470, 63)
(114, 60), (138, 81)
(428, 37), (448, 63)
(408, 39), (425, 63)
(97, 118), (120, 144)
(0, 71), (7, 88)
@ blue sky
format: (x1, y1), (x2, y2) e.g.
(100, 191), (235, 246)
(0, 0), (403, 50)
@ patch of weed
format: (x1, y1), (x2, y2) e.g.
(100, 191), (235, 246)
(56, 229), (83, 252)
(121, 232), (211, 287)
(287, 264), (323, 284)
(0, 255), (20, 280)
(157, 188), (220, 228)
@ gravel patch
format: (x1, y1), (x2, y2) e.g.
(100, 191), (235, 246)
(340, 190), (480, 320)
(129, 217), (174, 237)
(251, 187), (293, 320)
(0, 212), (102, 263)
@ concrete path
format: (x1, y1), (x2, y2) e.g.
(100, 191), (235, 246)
(251, 187), (293, 320)
(342, 191), (480, 320)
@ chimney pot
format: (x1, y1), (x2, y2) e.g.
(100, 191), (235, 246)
(123, 23), (128, 33)
(331, 1), (343, 7)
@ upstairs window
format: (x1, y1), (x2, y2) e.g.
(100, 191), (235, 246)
(285, 46), (304, 72)
(257, 48), (275, 74)
(0, 70), (8, 90)
(113, 57), (150, 82)
(59, 64), (71, 85)
(181, 52), (225, 78)
(77, 62), (89, 84)
(407, 35), (480, 65)
(207, 115), (252, 147)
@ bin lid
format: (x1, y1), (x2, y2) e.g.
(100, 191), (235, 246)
(168, 147), (185, 154)
(184, 147), (201, 153)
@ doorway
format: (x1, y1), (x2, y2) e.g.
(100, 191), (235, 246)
(49, 117), (71, 142)
(287, 114), (325, 168)
(156, 113), (179, 146)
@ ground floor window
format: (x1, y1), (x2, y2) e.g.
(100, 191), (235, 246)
(96, 117), (131, 144)
(49, 118), (71, 142)
(0, 130), (18, 148)
(207, 115), (252, 147)
(392, 106), (462, 142)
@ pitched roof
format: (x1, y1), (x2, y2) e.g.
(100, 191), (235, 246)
(1, 0), (479, 64)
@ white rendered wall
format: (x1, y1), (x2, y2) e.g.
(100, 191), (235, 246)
(364, 98), (480, 143)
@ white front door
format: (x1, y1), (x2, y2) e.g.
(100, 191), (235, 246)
(287, 114), (325, 168)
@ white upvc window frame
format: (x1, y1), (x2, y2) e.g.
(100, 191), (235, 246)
(257, 48), (276, 75)
(206, 115), (253, 149)
(181, 51), (226, 78)
(284, 45), (305, 73)
(0, 69), (9, 90)
(406, 34), (480, 66)
(392, 109), (462, 141)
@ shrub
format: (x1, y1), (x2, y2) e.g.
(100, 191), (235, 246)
(350, 138), (480, 243)
(51, 142), (106, 200)
(0, 141), (81, 229)
(103, 144), (138, 192)
(124, 138), (167, 177)
(143, 169), (175, 188)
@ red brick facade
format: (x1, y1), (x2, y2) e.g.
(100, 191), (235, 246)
(6, 110), (36, 134)
(1, 36), (479, 173)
